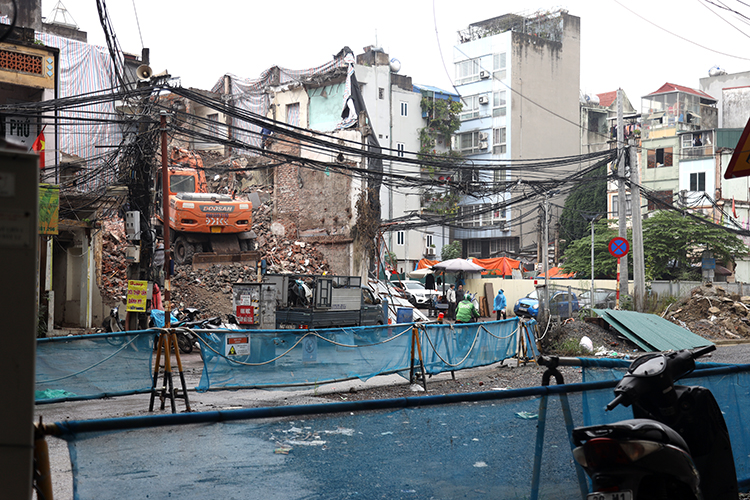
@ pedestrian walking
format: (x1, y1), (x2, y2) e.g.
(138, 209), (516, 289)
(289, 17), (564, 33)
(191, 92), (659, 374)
(493, 289), (507, 321)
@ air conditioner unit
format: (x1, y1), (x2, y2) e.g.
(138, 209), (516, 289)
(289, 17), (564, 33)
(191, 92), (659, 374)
(479, 70), (490, 79)
(478, 95), (489, 105)
(478, 131), (489, 141)
(425, 245), (436, 256)
(479, 141), (489, 150)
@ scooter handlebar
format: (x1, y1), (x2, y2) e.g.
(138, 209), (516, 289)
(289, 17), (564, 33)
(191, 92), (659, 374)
(691, 344), (716, 359)
(606, 393), (626, 412)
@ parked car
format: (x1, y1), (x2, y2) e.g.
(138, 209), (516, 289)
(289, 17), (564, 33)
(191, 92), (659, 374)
(391, 280), (440, 307)
(579, 289), (617, 309)
(514, 289), (580, 319)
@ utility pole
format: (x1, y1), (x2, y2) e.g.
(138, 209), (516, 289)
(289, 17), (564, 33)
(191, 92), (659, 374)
(616, 89), (629, 302)
(630, 139), (646, 311)
(543, 193), (550, 322)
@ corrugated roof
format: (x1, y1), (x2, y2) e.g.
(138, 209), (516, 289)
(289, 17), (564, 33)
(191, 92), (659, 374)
(597, 91), (617, 108)
(593, 309), (713, 352)
(413, 83), (460, 101)
(645, 82), (716, 101)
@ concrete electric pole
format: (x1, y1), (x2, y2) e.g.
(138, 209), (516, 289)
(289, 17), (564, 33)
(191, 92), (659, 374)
(616, 90), (629, 303)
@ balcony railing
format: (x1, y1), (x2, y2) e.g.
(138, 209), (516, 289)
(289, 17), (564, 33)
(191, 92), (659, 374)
(682, 145), (713, 158)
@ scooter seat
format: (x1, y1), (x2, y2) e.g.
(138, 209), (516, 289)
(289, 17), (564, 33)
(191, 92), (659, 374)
(574, 418), (690, 454)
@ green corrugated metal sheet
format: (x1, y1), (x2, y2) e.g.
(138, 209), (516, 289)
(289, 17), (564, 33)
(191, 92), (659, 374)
(717, 128), (744, 149)
(593, 309), (713, 352)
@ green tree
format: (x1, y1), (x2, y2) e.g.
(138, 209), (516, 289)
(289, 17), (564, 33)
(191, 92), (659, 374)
(561, 211), (748, 280)
(441, 241), (462, 260)
(643, 210), (747, 280)
(419, 94), (464, 215)
(560, 220), (618, 279)
(558, 164), (607, 253)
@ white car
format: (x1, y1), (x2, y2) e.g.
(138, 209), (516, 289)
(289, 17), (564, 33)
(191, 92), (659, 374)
(392, 280), (440, 307)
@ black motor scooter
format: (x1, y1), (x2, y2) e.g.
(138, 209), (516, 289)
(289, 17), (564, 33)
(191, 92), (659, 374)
(570, 345), (738, 500)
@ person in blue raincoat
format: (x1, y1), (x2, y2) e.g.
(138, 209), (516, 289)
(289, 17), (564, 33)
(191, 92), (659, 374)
(493, 289), (507, 320)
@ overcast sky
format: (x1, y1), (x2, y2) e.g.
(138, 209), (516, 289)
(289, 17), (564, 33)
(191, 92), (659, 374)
(43, 0), (750, 109)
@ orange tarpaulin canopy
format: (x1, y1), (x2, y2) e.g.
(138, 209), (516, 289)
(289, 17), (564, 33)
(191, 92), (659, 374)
(538, 266), (575, 279)
(417, 258), (439, 270)
(473, 257), (520, 276)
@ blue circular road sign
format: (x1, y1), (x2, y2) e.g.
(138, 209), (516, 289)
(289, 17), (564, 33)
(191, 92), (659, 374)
(608, 237), (630, 258)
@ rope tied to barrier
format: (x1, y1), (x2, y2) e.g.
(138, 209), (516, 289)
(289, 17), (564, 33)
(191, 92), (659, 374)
(36, 334), (141, 384)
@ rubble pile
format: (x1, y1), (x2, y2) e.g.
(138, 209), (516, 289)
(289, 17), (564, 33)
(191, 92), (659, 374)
(99, 218), (128, 303)
(666, 282), (750, 340)
(249, 190), (331, 276)
(170, 263), (258, 316)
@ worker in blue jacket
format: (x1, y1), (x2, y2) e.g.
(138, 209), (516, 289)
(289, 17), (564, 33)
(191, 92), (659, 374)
(493, 289), (507, 320)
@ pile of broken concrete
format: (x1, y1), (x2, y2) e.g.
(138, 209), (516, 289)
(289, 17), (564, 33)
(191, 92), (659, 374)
(99, 218), (129, 303)
(666, 282), (750, 341)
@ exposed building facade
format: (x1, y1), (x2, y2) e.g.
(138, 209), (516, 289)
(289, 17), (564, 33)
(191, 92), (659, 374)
(452, 10), (581, 261)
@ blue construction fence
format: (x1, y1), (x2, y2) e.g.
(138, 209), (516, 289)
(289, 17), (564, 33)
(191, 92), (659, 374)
(35, 319), (536, 403)
(47, 359), (750, 500)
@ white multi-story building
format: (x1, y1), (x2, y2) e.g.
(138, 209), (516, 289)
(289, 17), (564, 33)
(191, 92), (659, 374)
(356, 47), (457, 274)
(452, 10), (581, 260)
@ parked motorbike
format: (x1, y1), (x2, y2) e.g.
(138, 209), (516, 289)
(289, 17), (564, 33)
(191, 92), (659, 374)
(570, 345), (738, 500)
(102, 306), (124, 332)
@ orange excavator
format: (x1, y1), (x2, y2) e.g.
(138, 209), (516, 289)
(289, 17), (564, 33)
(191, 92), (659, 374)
(154, 147), (257, 267)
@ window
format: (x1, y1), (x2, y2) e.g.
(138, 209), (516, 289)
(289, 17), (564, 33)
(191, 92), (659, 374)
(170, 175), (196, 193)
(493, 53), (506, 80)
(458, 205), (483, 227)
(493, 169), (507, 183)
(206, 113), (221, 136)
(647, 190), (673, 211)
(460, 95), (481, 121)
(396, 143), (405, 157)
(458, 131), (488, 154)
(588, 111), (606, 135)
(378, 87), (385, 100)
(455, 58), (480, 85)
(457, 203), (504, 227)
(397, 231), (405, 246)
(690, 172), (706, 192)
(460, 166), (479, 183)
(647, 147), (673, 168)
(493, 128), (507, 155)
(400, 102), (408, 117)
(611, 194), (632, 217)
(467, 239), (482, 257)
(490, 238), (518, 255)
(286, 103), (300, 127)
(425, 234), (433, 247)
(493, 90), (506, 117)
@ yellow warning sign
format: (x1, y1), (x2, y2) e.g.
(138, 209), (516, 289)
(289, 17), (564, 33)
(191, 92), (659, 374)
(228, 346), (237, 356)
(725, 116), (750, 179)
